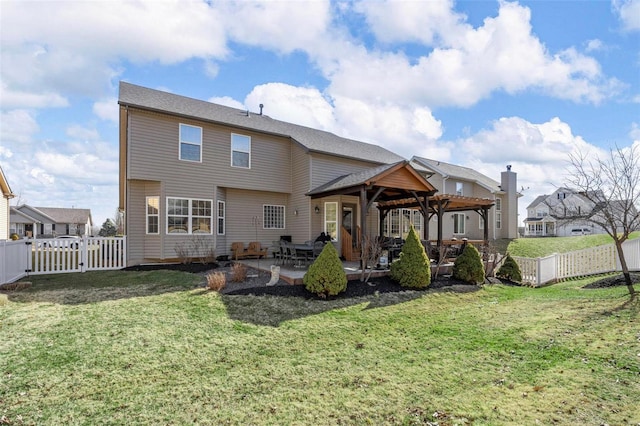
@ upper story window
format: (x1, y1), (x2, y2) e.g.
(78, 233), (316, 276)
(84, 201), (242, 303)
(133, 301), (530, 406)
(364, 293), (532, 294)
(231, 133), (251, 168)
(167, 197), (212, 234)
(456, 182), (463, 196)
(557, 192), (566, 200)
(263, 205), (285, 229)
(179, 124), (202, 162)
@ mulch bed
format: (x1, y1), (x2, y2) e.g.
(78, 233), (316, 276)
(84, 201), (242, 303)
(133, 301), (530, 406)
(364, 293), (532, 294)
(121, 262), (482, 299)
(583, 273), (640, 289)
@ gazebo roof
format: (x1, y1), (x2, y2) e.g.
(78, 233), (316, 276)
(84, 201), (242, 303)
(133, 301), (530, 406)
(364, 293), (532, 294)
(377, 193), (495, 212)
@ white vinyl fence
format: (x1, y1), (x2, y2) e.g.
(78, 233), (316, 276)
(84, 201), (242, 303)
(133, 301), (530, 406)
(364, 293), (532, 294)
(513, 238), (640, 287)
(1, 237), (126, 284)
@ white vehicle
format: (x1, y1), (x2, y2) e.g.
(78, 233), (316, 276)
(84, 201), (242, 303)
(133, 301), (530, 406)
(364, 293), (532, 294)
(56, 235), (81, 248)
(570, 228), (592, 236)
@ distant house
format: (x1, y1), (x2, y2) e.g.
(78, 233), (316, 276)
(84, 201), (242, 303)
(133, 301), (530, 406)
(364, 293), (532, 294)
(523, 188), (606, 237)
(1, 166), (15, 240)
(9, 205), (93, 239)
(410, 158), (520, 240)
(118, 82), (507, 266)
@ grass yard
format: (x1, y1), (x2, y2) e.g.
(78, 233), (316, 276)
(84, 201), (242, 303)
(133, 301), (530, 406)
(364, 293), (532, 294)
(1, 271), (639, 425)
(507, 231), (640, 258)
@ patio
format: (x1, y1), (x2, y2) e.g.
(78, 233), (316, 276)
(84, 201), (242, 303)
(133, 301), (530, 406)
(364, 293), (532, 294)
(236, 257), (391, 285)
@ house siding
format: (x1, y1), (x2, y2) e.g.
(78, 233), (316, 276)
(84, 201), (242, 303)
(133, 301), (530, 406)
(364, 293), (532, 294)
(127, 109), (291, 193)
(0, 196), (8, 239)
(310, 152), (382, 189)
(224, 188), (290, 257)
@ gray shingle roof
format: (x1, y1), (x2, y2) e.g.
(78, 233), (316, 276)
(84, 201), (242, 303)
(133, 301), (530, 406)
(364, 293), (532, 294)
(36, 207), (92, 224)
(307, 161), (404, 195)
(526, 195), (548, 210)
(411, 157), (501, 192)
(119, 81), (405, 165)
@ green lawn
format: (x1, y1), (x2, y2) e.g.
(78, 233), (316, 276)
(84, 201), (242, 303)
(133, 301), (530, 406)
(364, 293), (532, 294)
(1, 271), (639, 425)
(507, 231), (640, 258)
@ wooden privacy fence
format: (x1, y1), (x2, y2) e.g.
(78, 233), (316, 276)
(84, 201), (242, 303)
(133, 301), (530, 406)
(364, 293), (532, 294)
(0, 237), (126, 284)
(514, 238), (640, 287)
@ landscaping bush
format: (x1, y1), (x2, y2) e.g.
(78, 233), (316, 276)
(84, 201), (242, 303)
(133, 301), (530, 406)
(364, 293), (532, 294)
(231, 263), (247, 283)
(206, 271), (226, 292)
(303, 243), (347, 297)
(496, 254), (522, 283)
(453, 244), (485, 284)
(389, 226), (431, 288)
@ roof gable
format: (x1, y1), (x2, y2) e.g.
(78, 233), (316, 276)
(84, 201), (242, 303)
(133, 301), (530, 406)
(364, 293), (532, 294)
(411, 157), (501, 193)
(119, 81), (405, 165)
(0, 166), (14, 198)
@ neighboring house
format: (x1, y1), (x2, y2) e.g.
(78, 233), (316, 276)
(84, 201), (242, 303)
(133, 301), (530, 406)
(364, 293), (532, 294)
(410, 158), (520, 240)
(118, 82), (506, 266)
(1, 166), (15, 240)
(523, 188), (606, 237)
(9, 205), (93, 238)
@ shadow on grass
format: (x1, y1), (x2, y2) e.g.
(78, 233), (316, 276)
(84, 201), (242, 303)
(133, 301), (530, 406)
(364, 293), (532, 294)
(1, 270), (204, 305)
(219, 282), (480, 327)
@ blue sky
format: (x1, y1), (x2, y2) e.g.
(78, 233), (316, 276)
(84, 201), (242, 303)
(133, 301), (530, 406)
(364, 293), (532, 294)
(1, 0), (639, 229)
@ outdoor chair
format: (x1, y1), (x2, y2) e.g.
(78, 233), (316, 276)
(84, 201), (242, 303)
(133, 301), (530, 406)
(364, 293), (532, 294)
(231, 242), (247, 260)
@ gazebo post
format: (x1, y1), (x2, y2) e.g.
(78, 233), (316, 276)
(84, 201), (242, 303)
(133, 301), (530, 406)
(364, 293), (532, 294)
(360, 186), (367, 278)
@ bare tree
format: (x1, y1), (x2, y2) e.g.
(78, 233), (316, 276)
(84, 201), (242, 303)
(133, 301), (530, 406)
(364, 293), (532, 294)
(566, 144), (640, 297)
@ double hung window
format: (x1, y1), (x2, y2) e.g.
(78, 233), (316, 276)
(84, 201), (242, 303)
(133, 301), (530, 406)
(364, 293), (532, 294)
(146, 196), (159, 234)
(495, 198), (502, 229)
(179, 124), (202, 162)
(231, 133), (251, 168)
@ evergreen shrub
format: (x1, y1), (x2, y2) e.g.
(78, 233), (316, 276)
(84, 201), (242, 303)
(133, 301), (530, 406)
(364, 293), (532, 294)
(303, 243), (347, 297)
(389, 226), (431, 288)
(496, 254), (522, 283)
(453, 244), (485, 284)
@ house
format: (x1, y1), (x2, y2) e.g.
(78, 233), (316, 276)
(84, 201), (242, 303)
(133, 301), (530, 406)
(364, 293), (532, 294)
(523, 188), (606, 237)
(410, 158), (520, 241)
(9, 205), (93, 239)
(0, 166), (15, 240)
(118, 82), (509, 266)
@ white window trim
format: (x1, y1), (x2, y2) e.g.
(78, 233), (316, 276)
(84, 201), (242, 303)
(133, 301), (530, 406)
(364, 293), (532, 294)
(217, 200), (225, 235)
(453, 213), (465, 235)
(231, 133), (251, 169)
(324, 201), (338, 241)
(146, 196), (160, 235)
(166, 197), (213, 235)
(263, 204), (285, 230)
(179, 123), (203, 163)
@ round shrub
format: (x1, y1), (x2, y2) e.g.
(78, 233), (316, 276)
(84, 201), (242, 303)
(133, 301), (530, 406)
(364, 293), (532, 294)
(496, 254), (522, 283)
(389, 226), (431, 288)
(453, 244), (485, 284)
(303, 243), (347, 297)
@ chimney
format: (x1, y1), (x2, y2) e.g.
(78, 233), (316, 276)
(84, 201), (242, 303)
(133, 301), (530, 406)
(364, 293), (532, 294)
(501, 165), (518, 239)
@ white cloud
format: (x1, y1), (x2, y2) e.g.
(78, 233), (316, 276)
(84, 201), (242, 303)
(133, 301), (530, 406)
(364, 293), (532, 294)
(244, 83), (336, 132)
(207, 96), (245, 110)
(0, 110), (39, 144)
(1, 0), (229, 101)
(630, 122), (640, 141)
(66, 125), (100, 142)
(355, 0), (466, 46)
(613, 0), (640, 31)
(222, 1), (332, 53)
(93, 98), (119, 123)
(585, 39), (605, 52)
(324, 1), (620, 107)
